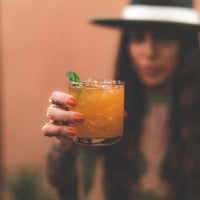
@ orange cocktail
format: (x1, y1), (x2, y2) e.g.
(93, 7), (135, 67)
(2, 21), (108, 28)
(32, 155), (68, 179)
(69, 80), (124, 146)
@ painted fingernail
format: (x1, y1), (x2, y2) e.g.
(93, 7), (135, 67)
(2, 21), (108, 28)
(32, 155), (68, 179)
(67, 97), (77, 107)
(67, 127), (76, 136)
(74, 114), (85, 123)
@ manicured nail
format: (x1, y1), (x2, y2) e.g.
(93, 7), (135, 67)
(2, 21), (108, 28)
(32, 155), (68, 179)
(74, 114), (85, 123)
(67, 97), (77, 107)
(67, 127), (76, 136)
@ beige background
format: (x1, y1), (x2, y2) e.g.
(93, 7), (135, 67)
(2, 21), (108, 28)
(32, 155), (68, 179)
(1, 0), (200, 196)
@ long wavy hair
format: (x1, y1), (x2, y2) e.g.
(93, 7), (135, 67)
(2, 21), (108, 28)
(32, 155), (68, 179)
(102, 27), (200, 200)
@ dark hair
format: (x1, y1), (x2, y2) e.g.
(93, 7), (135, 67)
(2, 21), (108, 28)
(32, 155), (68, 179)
(102, 28), (200, 200)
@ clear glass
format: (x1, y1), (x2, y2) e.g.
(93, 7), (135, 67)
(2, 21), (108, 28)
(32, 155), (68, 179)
(68, 80), (124, 146)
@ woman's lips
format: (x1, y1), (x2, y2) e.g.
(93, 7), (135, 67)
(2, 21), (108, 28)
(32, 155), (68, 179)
(140, 66), (163, 76)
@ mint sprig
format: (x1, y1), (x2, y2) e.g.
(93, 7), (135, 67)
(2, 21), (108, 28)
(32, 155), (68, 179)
(66, 71), (81, 83)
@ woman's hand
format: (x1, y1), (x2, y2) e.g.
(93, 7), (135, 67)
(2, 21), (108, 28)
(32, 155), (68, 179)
(42, 91), (85, 144)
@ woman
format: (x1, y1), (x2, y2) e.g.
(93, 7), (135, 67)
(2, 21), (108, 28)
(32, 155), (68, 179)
(42, 0), (200, 200)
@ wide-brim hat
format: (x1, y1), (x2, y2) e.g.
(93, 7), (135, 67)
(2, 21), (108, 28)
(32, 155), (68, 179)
(90, 0), (200, 31)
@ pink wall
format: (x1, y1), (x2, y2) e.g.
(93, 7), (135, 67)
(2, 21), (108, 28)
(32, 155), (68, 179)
(195, 0), (200, 10)
(2, 0), (128, 170)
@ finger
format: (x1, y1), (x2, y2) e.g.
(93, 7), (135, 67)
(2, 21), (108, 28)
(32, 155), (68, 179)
(42, 123), (76, 137)
(47, 105), (85, 123)
(47, 105), (61, 119)
(49, 91), (77, 107)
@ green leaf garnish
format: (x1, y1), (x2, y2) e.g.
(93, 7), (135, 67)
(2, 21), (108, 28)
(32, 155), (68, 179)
(66, 71), (81, 83)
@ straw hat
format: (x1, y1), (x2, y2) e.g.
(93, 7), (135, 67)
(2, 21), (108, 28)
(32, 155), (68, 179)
(90, 0), (200, 31)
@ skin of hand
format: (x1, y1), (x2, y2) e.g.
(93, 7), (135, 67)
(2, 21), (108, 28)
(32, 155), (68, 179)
(42, 91), (85, 143)
(42, 91), (128, 144)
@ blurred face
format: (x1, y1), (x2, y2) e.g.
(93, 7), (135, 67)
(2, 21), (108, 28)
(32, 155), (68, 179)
(128, 27), (180, 88)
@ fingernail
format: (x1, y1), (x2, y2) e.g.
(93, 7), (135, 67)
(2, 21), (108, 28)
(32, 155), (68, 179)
(74, 114), (85, 123)
(67, 97), (77, 107)
(67, 127), (76, 136)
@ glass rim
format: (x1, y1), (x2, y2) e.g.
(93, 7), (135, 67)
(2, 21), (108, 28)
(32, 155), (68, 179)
(70, 80), (125, 87)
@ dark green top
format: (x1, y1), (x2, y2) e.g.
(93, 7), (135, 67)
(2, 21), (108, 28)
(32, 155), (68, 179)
(78, 148), (167, 200)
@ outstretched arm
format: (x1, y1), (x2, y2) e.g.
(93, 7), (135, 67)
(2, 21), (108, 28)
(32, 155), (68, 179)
(47, 141), (79, 200)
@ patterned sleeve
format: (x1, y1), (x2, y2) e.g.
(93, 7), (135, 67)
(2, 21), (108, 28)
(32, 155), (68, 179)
(46, 140), (79, 200)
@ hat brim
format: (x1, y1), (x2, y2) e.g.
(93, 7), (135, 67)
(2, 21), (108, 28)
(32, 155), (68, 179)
(90, 17), (200, 32)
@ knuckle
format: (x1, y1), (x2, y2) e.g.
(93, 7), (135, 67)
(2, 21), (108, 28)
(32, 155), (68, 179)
(49, 107), (57, 119)
(51, 91), (59, 99)
(58, 126), (68, 137)
(42, 124), (49, 134)
(46, 106), (57, 120)
(63, 111), (71, 122)
(42, 125), (47, 132)
(57, 127), (62, 137)
(50, 91), (68, 106)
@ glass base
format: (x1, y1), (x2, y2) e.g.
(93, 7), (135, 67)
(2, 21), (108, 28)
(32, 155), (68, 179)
(73, 136), (121, 146)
